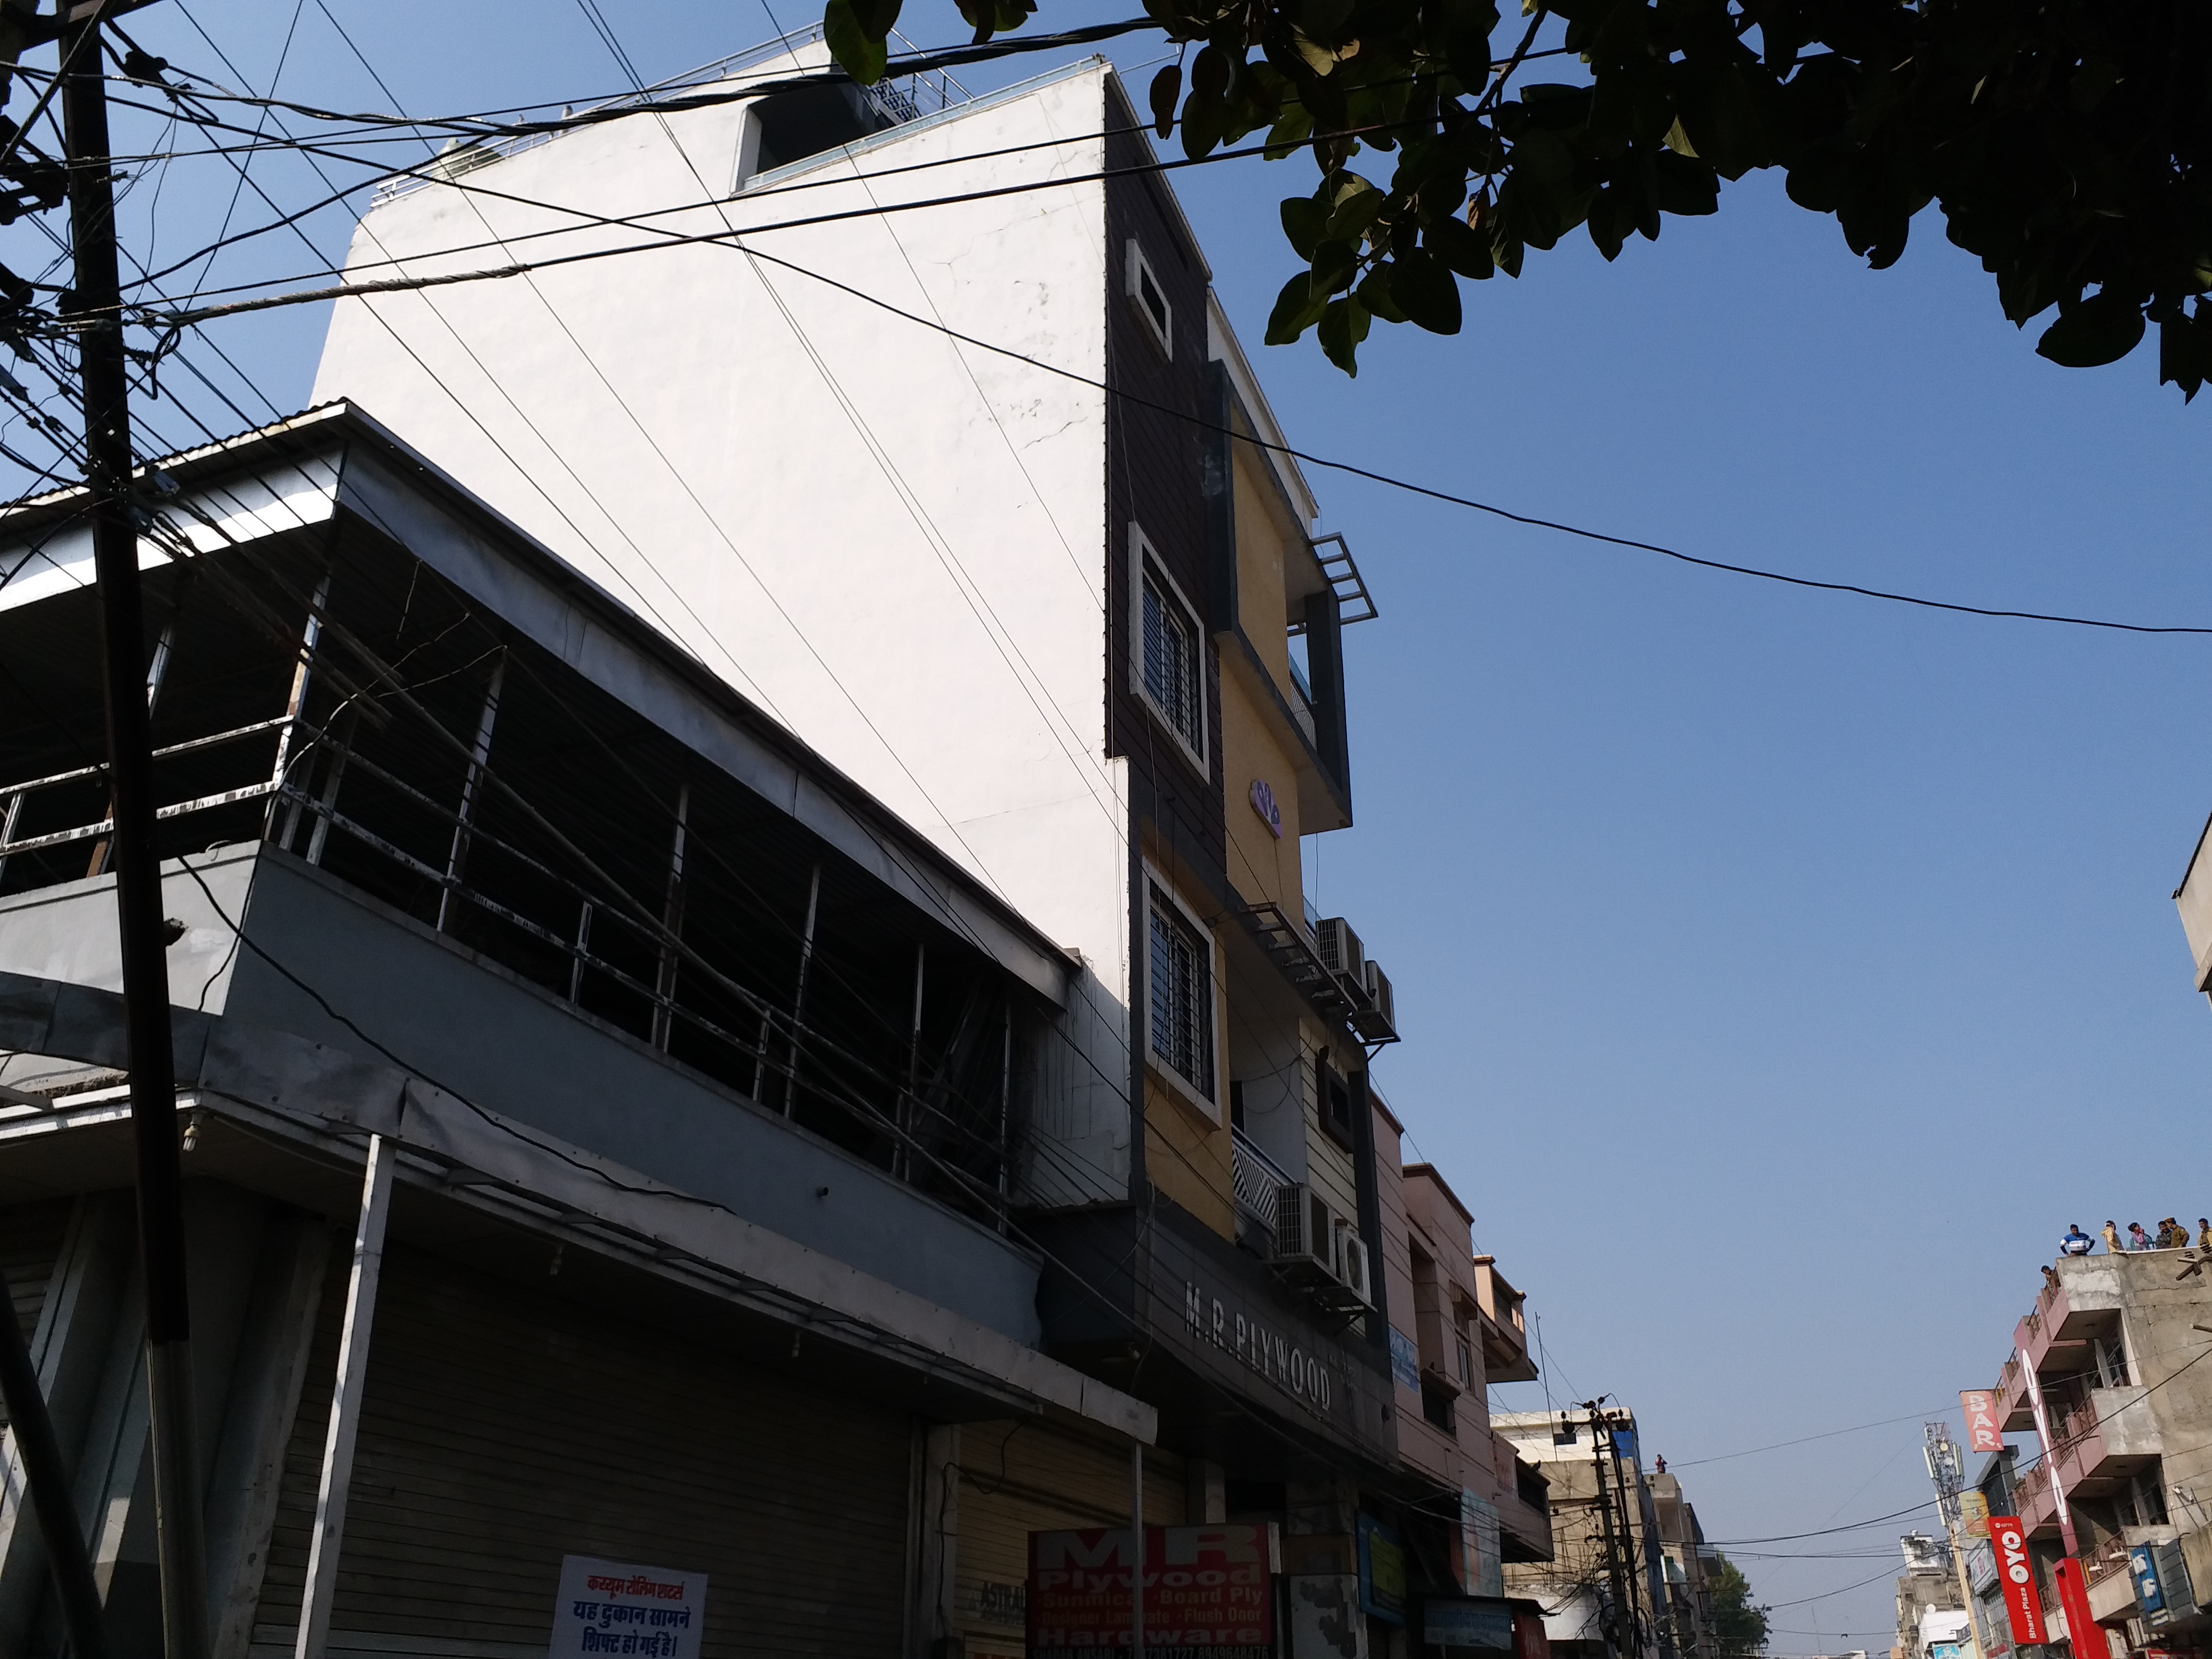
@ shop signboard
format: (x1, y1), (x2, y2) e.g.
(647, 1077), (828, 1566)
(1988, 1516), (2045, 1647)
(548, 1555), (706, 1658)
(1358, 1515), (1407, 1625)
(1422, 1596), (1515, 1655)
(1961, 1392), (2005, 1455)
(1027, 1525), (1279, 1659)
(1459, 1491), (1503, 1598)
(1960, 1492), (1990, 1539)
(1513, 1606), (1551, 1659)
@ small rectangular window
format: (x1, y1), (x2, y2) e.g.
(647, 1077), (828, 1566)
(1126, 238), (1173, 358)
(1148, 884), (1213, 1094)
(1141, 571), (1201, 750)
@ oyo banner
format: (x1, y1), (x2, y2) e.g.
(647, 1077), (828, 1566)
(1962, 1391), (2005, 1455)
(1989, 1516), (2045, 1647)
(1028, 1525), (1279, 1659)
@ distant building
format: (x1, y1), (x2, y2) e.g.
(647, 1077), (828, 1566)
(1499, 1406), (1676, 1659)
(1896, 1533), (1967, 1659)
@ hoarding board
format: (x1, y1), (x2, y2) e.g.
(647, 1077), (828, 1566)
(1961, 1492), (1990, 1539)
(1027, 1525), (1278, 1659)
(1988, 1516), (2045, 1647)
(1423, 1596), (1515, 1654)
(1961, 1392), (2005, 1455)
(548, 1555), (706, 1659)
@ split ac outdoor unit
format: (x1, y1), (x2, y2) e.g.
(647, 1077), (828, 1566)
(1272, 1184), (1334, 1270)
(1273, 1187), (1374, 1313)
(1351, 959), (1397, 1043)
(1337, 1227), (1373, 1307)
(1315, 916), (1365, 982)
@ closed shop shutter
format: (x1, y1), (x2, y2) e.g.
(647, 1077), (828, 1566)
(254, 1242), (911, 1659)
(0, 1199), (76, 1433)
(954, 1420), (1186, 1659)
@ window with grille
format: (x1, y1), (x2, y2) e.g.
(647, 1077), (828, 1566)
(1148, 884), (1213, 1095)
(1141, 570), (1202, 751)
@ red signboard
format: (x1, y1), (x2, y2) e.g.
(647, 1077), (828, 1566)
(1961, 1391), (2004, 1455)
(1989, 1516), (2045, 1647)
(1028, 1525), (1279, 1659)
(2056, 1557), (2101, 1655)
(1514, 1608), (1551, 1659)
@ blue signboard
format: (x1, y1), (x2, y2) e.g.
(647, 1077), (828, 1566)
(1423, 1597), (1515, 1654)
(2132, 1545), (2165, 1615)
(1390, 1329), (1421, 1393)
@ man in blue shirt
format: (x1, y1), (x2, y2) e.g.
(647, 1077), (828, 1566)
(2060, 1225), (2094, 1257)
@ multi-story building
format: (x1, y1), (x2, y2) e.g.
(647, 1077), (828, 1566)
(1984, 1249), (2212, 1659)
(0, 406), (1158, 1655)
(1896, 1533), (1969, 1659)
(1650, 1467), (1719, 1659)
(1369, 1091), (1552, 1610)
(1963, 1450), (2022, 1659)
(0, 25), (1519, 1659)
(1500, 1406), (1675, 1659)
(308, 25), (1418, 1646)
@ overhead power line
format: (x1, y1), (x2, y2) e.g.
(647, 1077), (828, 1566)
(118, 135), (2212, 637)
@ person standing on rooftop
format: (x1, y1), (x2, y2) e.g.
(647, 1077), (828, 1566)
(2104, 1221), (2125, 1254)
(2129, 1222), (2154, 1251)
(2061, 1225), (2094, 1257)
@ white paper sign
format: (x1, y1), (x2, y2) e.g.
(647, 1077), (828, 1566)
(548, 1554), (708, 1658)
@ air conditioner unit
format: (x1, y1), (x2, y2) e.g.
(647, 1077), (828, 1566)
(1351, 959), (1397, 1042)
(1337, 1227), (1373, 1307)
(1273, 1184), (1334, 1269)
(1315, 916), (1365, 981)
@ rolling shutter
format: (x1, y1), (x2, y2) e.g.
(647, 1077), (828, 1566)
(955, 1420), (1186, 1659)
(255, 1242), (911, 1659)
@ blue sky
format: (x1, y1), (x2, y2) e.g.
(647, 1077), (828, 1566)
(28, 1), (2212, 1644)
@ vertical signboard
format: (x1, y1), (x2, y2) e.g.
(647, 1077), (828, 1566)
(548, 1555), (706, 1658)
(1459, 1491), (1503, 1599)
(1960, 1492), (1991, 1539)
(1988, 1517), (2046, 1647)
(1358, 1515), (1407, 1625)
(1028, 1525), (1279, 1659)
(1962, 1392), (2005, 1455)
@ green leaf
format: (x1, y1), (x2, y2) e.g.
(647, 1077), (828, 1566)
(1311, 237), (1361, 294)
(2036, 292), (2147, 369)
(1149, 64), (1182, 140)
(1316, 296), (1371, 374)
(1391, 249), (1462, 333)
(1282, 196), (1328, 259)
(1324, 177), (1386, 242)
(1266, 273), (1331, 344)
(2159, 308), (2211, 402)
(823, 0), (889, 84)
(846, 0), (902, 39)
(1356, 264), (1410, 323)
(1427, 214), (1494, 278)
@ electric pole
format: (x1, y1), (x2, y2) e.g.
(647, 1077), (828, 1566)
(1587, 1400), (1637, 1659)
(58, 5), (210, 1656)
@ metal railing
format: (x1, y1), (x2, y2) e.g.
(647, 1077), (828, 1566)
(1231, 1126), (1294, 1247)
(369, 25), (973, 210)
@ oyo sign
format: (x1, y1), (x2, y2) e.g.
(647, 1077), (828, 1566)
(1990, 1516), (2046, 1647)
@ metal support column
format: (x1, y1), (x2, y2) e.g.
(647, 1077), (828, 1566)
(296, 1135), (395, 1659)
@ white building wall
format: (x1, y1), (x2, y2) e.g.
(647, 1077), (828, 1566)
(312, 55), (1135, 1201)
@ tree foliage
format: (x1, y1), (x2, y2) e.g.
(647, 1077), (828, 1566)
(1708, 1553), (1772, 1658)
(823, 0), (2212, 396)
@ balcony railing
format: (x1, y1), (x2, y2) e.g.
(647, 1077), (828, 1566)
(1231, 1126), (1295, 1250)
